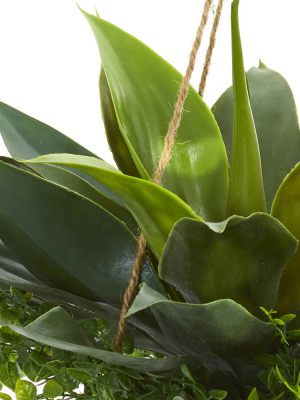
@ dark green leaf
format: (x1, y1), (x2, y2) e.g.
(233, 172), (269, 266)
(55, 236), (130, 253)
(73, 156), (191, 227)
(79, 319), (98, 337)
(22, 361), (41, 383)
(81, 8), (229, 222)
(67, 368), (92, 382)
(0, 307), (201, 373)
(15, 380), (36, 400)
(10, 288), (26, 306)
(0, 362), (20, 390)
(100, 66), (140, 178)
(27, 162), (138, 232)
(43, 380), (63, 398)
(127, 284), (276, 375)
(0, 161), (164, 303)
(26, 154), (201, 258)
(30, 351), (48, 366)
(213, 60), (300, 212)
(159, 214), (297, 317)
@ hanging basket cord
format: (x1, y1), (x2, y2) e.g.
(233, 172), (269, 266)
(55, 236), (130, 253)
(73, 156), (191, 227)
(114, 0), (224, 354)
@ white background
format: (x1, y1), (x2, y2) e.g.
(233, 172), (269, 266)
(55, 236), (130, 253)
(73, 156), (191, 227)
(0, 0), (300, 397)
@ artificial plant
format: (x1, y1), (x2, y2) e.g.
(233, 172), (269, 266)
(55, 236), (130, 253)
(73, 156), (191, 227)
(1, 0), (300, 398)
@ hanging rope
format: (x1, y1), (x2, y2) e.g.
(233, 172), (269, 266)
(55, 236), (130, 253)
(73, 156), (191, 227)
(198, 0), (224, 97)
(114, 0), (222, 353)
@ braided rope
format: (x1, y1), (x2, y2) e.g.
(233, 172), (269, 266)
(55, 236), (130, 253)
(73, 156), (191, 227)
(114, 0), (218, 353)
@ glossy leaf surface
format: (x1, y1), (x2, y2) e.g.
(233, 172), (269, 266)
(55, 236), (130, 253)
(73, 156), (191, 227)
(0, 308), (200, 373)
(27, 162), (138, 232)
(213, 61), (300, 212)
(272, 163), (300, 315)
(27, 154), (201, 259)
(159, 214), (297, 318)
(227, 0), (266, 217)
(0, 161), (163, 304)
(100, 66), (140, 178)
(81, 8), (229, 222)
(127, 284), (276, 375)
(15, 380), (37, 400)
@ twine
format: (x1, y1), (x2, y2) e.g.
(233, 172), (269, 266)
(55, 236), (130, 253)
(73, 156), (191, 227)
(114, 0), (219, 353)
(198, 0), (224, 97)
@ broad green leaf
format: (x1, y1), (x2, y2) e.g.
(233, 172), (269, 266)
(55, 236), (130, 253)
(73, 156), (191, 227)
(15, 380), (37, 400)
(227, 0), (266, 217)
(0, 102), (121, 203)
(0, 265), (171, 357)
(0, 362), (20, 390)
(0, 307), (201, 373)
(81, 8), (229, 222)
(100, 66), (140, 178)
(26, 154), (201, 258)
(67, 368), (92, 382)
(159, 214), (297, 318)
(43, 380), (63, 398)
(272, 162), (300, 315)
(0, 161), (164, 304)
(127, 284), (276, 375)
(26, 162), (138, 232)
(212, 62), (300, 213)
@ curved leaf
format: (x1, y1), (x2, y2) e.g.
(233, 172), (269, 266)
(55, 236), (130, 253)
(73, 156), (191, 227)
(0, 161), (164, 305)
(212, 62), (300, 212)
(15, 380), (37, 400)
(26, 154), (201, 259)
(227, 0), (266, 217)
(159, 214), (297, 318)
(100, 66), (140, 178)
(271, 162), (300, 315)
(26, 162), (138, 232)
(0, 307), (201, 373)
(127, 284), (276, 375)
(81, 8), (229, 222)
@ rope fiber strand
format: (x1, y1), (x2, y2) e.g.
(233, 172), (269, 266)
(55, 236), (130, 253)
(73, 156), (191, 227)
(198, 0), (224, 97)
(114, 0), (216, 353)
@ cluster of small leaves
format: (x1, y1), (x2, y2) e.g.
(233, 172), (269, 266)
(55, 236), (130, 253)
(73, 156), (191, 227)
(247, 308), (300, 399)
(0, 287), (227, 400)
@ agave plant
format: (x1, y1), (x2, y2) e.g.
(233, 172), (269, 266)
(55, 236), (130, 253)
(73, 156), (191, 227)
(1, 0), (300, 398)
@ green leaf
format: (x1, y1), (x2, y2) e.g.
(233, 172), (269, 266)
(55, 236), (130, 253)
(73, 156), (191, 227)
(0, 362), (20, 390)
(22, 361), (41, 383)
(1, 307), (23, 322)
(26, 162), (138, 232)
(253, 354), (279, 368)
(279, 314), (296, 323)
(0, 307), (201, 373)
(0, 102), (122, 203)
(209, 390), (227, 400)
(30, 352), (48, 366)
(67, 368), (92, 382)
(0, 161), (164, 304)
(247, 388), (259, 400)
(10, 288), (26, 306)
(159, 214), (297, 317)
(121, 332), (134, 354)
(271, 162), (300, 315)
(100, 66), (140, 178)
(289, 330), (300, 340)
(79, 319), (98, 337)
(227, 0), (266, 217)
(15, 380), (37, 400)
(126, 284), (276, 376)
(43, 380), (63, 398)
(81, 8), (229, 222)
(212, 62), (300, 213)
(0, 394), (12, 400)
(26, 154), (201, 258)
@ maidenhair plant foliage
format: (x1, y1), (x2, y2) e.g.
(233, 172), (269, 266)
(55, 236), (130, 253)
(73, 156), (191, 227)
(0, 0), (300, 399)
